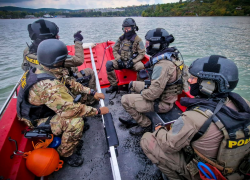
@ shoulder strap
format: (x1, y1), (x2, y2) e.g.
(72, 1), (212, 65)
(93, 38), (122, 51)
(191, 100), (224, 142)
(130, 34), (137, 43)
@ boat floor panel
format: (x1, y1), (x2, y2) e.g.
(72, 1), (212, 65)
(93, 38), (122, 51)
(50, 90), (163, 180)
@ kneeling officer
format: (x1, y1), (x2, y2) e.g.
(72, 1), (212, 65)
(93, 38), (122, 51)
(141, 55), (250, 179)
(17, 39), (109, 167)
(120, 28), (188, 135)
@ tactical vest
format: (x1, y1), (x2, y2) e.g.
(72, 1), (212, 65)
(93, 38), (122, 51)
(23, 48), (42, 71)
(17, 68), (56, 126)
(151, 49), (189, 96)
(119, 34), (139, 61)
(183, 93), (250, 176)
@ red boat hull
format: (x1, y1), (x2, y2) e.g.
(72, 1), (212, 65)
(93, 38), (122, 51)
(0, 41), (191, 179)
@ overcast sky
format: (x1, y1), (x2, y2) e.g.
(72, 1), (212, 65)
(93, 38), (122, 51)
(0, 0), (179, 9)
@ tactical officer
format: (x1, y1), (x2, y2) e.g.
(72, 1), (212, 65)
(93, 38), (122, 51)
(141, 55), (250, 180)
(105, 18), (146, 93)
(22, 19), (97, 105)
(17, 39), (109, 167)
(120, 28), (188, 136)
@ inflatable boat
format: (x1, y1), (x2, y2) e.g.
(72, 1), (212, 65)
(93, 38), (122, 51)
(0, 41), (192, 180)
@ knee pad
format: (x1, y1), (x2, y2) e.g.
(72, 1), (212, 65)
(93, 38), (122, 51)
(106, 61), (114, 72)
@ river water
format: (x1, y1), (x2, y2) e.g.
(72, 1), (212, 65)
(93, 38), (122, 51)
(0, 17), (250, 108)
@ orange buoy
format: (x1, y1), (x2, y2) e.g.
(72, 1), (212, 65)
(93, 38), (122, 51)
(24, 148), (63, 177)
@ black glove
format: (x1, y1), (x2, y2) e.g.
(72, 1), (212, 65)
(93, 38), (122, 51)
(74, 31), (83, 42)
(117, 59), (126, 69)
(144, 60), (151, 68)
(126, 59), (134, 69)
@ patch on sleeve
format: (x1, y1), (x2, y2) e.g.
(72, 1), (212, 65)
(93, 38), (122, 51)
(139, 41), (145, 49)
(172, 117), (184, 135)
(151, 66), (162, 80)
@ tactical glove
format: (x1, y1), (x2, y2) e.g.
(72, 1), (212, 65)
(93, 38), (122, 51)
(94, 93), (105, 101)
(144, 60), (151, 68)
(117, 59), (126, 69)
(126, 59), (134, 69)
(74, 30), (83, 42)
(97, 107), (109, 115)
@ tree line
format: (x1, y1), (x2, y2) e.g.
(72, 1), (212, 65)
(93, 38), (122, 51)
(142, 0), (250, 17)
(0, 5), (150, 19)
(0, 0), (249, 19)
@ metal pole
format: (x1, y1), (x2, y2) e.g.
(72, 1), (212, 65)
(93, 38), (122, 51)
(0, 73), (24, 117)
(89, 46), (121, 180)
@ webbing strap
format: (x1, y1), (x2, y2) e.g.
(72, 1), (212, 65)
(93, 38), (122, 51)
(191, 100), (224, 142)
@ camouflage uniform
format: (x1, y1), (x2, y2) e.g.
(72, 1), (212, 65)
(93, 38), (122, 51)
(22, 41), (84, 71)
(107, 35), (146, 86)
(121, 59), (179, 127)
(19, 68), (97, 157)
(22, 41), (97, 105)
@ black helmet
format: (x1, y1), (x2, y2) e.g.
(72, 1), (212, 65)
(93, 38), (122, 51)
(145, 28), (174, 56)
(37, 39), (68, 68)
(189, 55), (239, 94)
(122, 18), (138, 31)
(28, 19), (59, 41)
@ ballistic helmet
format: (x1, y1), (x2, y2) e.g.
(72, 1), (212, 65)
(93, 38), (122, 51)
(37, 39), (68, 68)
(189, 55), (239, 94)
(28, 19), (59, 41)
(145, 28), (174, 56)
(122, 18), (138, 31)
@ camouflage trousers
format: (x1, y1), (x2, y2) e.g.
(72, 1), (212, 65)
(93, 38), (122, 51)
(107, 60), (144, 86)
(37, 115), (84, 157)
(121, 81), (175, 127)
(140, 131), (194, 180)
(75, 68), (97, 105)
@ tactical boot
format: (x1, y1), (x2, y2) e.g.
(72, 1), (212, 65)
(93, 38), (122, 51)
(106, 86), (118, 93)
(76, 140), (83, 156)
(83, 123), (90, 133)
(129, 125), (151, 136)
(119, 117), (138, 128)
(62, 153), (84, 167)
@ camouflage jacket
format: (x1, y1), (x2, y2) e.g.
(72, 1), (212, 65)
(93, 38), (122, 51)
(21, 41), (84, 71)
(41, 66), (91, 95)
(27, 68), (97, 119)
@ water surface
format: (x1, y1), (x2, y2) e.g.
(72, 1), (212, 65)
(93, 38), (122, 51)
(0, 17), (250, 108)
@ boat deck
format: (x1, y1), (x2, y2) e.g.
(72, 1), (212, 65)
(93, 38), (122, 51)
(50, 89), (177, 180)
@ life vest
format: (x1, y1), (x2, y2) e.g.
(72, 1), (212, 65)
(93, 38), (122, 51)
(181, 93), (250, 175)
(118, 34), (140, 61)
(151, 47), (189, 95)
(17, 68), (56, 126)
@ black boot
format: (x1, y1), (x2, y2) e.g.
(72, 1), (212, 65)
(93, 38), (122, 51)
(119, 117), (138, 128)
(76, 140), (83, 156)
(129, 125), (151, 136)
(62, 153), (84, 167)
(106, 85), (118, 93)
(83, 123), (90, 133)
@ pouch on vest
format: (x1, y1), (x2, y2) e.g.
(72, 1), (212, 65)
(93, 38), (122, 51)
(239, 154), (250, 176)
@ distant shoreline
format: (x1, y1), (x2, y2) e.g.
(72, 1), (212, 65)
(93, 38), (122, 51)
(0, 15), (249, 20)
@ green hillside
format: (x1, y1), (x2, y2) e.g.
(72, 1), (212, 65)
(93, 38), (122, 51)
(0, 6), (76, 12)
(142, 0), (250, 16)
